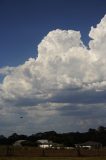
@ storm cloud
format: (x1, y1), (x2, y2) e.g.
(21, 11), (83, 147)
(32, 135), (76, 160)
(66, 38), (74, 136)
(0, 15), (106, 135)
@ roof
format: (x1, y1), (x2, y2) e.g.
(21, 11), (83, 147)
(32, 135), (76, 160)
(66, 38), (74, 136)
(13, 140), (26, 146)
(77, 141), (101, 146)
(37, 139), (52, 144)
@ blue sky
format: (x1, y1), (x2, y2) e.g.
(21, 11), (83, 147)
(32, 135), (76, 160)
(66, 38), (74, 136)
(0, 0), (106, 135)
(0, 0), (106, 67)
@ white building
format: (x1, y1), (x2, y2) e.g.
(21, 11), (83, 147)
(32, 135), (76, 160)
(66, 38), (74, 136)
(37, 139), (53, 148)
(75, 141), (102, 149)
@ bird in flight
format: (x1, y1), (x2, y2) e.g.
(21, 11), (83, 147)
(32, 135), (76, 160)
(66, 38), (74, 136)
(20, 116), (23, 119)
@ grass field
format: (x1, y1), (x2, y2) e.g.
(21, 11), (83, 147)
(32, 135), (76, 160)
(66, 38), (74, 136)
(0, 147), (106, 159)
(0, 157), (106, 160)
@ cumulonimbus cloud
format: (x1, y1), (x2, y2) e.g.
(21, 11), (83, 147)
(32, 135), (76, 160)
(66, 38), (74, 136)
(0, 15), (106, 135)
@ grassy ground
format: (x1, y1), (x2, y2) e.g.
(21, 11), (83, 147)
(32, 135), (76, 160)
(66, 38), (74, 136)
(0, 157), (106, 160)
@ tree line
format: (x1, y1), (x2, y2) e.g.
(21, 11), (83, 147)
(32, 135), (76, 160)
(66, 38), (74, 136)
(0, 126), (106, 147)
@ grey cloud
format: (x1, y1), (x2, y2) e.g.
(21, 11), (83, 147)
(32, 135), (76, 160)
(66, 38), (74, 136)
(49, 89), (106, 104)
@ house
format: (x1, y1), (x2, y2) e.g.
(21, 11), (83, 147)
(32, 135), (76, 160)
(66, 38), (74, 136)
(37, 139), (53, 148)
(75, 141), (102, 149)
(13, 140), (27, 146)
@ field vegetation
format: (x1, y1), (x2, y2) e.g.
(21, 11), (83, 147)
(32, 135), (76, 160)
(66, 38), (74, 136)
(0, 156), (106, 160)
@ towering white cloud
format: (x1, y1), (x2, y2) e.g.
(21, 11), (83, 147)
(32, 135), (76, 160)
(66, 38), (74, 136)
(0, 15), (106, 135)
(89, 15), (106, 58)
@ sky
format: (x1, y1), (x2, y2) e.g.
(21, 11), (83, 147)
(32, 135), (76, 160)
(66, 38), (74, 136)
(0, 0), (106, 135)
